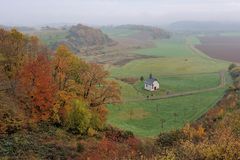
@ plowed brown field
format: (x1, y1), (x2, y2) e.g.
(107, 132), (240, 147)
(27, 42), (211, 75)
(195, 36), (240, 63)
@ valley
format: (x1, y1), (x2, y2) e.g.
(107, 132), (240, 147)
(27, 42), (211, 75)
(96, 28), (231, 137)
(14, 25), (235, 137)
(1, 0), (240, 159)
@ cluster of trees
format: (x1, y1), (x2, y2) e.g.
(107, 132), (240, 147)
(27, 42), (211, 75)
(229, 63), (240, 90)
(0, 28), (120, 135)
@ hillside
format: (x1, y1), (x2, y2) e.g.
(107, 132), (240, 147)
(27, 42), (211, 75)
(54, 24), (116, 54)
(101, 25), (170, 39)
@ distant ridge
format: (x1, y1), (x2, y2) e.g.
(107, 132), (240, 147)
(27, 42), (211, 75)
(168, 21), (240, 32)
(113, 24), (170, 39)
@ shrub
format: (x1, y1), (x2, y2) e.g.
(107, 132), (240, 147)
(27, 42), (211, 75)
(65, 100), (91, 135)
(123, 130), (134, 138)
(76, 143), (84, 153)
(156, 130), (187, 148)
(0, 109), (22, 134)
(228, 63), (237, 71)
(87, 127), (96, 137)
(105, 126), (134, 142)
(90, 112), (104, 131)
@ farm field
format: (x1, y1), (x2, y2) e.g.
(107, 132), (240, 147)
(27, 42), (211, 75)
(107, 88), (225, 137)
(110, 35), (229, 78)
(110, 56), (228, 78)
(196, 35), (240, 63)
(105, 32), (231, 137)
(135, 38), (194, 57)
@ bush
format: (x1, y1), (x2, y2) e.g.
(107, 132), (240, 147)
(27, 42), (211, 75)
(87, 127), (96, 137)
(76, 143), (84, 153)
(0, 109), (22, 134)
(156, 130), (187, 148)
(90, 112), (104, 131)
(105, 126), (134, 142)
(228, 63), (237, 71)
(123, 130), (134, 138)
(65, 100), (91, 135)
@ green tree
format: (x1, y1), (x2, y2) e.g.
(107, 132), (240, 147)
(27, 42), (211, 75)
(65, 100), (91, 134)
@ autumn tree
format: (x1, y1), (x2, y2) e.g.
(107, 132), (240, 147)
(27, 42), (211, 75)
(18, 54), (56, 122)
(52, 45), (121, 124)
(78, 63), (121, 107)
(52, 45), (88, 123)
(77, 63), (121, 122)
(52, 45), (87, 90)
(0, 28), (43, 93)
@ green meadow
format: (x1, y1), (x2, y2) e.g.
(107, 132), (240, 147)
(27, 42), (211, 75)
(106, 34), (230, 137)
(134, 73), (220, 97)
(110, 56), (229, 78)
(101, 28), (140, 38)
(135, 38), (194, 57)
(107, 88), (225, 137)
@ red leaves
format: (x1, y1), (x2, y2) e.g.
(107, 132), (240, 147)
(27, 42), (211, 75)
(18, 54), (56, 121)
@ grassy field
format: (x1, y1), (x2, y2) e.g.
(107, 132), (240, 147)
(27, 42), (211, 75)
(110, 56), (229, 78)
(135, 37), (194, 57)
(107, 88), (225, 137)
(116, 80), (145, 101)
(110, 35), (229, 78)
(105, 34), (230, 137)
(134, 73), (220, 97)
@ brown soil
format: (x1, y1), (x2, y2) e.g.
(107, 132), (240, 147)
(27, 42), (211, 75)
(195, 36), (240, 63)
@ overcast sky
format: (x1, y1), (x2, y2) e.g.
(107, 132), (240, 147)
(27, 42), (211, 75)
(1, 0), (240, 26)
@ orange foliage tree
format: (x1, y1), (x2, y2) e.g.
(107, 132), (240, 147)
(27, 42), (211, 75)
(0, 28), (43, 93)
(18, 54), (56, 122)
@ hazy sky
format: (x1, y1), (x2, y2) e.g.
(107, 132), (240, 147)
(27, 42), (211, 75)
(1, 0), (240, 26)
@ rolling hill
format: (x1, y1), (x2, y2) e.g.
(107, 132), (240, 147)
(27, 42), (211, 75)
(101, 25), (170, 39)
(53, 24), (116, 54)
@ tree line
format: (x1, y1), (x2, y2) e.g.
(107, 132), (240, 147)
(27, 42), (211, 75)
(0, 28), (121, 135)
